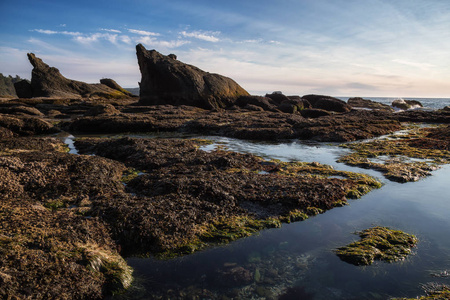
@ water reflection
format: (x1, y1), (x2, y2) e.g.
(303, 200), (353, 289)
(82, 136), (450, 299)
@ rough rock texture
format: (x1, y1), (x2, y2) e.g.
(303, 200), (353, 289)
(0, 114), (57, 137)
(347, 97), (394, 112)
(302, 94), (352, 113)
(20, 53), (131, 99)
(136, 44), (250, 109)
(67, 107), (402, 142)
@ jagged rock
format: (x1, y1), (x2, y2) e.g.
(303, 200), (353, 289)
(99, 79), (135, 97)
(392, 99), (423, 110)
(19, 53), (131, 99)
(136, 44), (250, 109)
(302, 94), (352, 113)
(348, 97), (393, 111)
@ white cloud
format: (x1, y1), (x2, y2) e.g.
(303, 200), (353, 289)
(120, 35), (132, 44)
(101, 28), (122, 33)
(32, 29), (82, 36)
(128, 29), (160, 36)
(180, 30), (220, 42)
(136, 36), (190, 49)
(392, 59), (435, 70)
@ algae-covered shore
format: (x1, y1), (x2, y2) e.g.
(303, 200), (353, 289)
(1, 49), (450, 299)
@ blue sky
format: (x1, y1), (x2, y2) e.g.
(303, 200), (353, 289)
(1, 0), (450, 97)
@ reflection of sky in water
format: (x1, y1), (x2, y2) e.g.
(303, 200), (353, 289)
(58, 132), (450, 299)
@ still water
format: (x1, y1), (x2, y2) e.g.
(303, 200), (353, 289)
(97, 135), (450, 299)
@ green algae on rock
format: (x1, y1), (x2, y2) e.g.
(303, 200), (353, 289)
(338, 125), (450, 182)
(335, 226), (418, 266)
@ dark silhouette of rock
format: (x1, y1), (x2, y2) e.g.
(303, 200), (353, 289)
(348, 97), (393, 111)
(14, 80), (33, 98)
(136, 44), (250, 109)
(302, 94), (351, 113)
(19, 53), (131, 99)
(392, 99), (423, 110)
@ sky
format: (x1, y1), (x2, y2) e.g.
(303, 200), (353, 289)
(1, 0), (450, 98)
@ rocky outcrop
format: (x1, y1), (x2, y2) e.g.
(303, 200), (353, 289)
(347, 97), (393, 112)
(17, 53), (131, 99)
(99, 79), (135, 97)
(302, 94), (352, 113)
(392, 99), (423, 110)
(136, 44), (250, 109)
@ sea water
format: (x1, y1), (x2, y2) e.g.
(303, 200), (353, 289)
(111, 133), (450, 300)
(338, 96), (450, 110)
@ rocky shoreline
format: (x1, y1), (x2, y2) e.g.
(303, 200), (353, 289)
(1, 47), (450, 298)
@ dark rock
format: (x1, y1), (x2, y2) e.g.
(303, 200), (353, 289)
(215, 266), (253, 287)
(0, 114), (58, 137)
(236, 96), (279, 112)
(392, 99), (423, 110)
(23, 53), (131, 99)
(300, 108), (332, 118)
(136, 44), (250, 110)
(0, 105), (44, 116)
(348, 97), (393, 111)
(99, 79), (135, 97)
(14, 80), (33, 98)
(85, 104), (120, 116)
(265, 92), (290, 104)
(443, 106), (450, 112)
(302, 94), (351, 112)
(244, 104), (265, 112)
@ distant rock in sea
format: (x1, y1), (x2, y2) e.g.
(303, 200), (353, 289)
(392, 99), (423, 110)
(136, 44), (250, 110)
(15, 53), (132, 99)
(347, 97), (393, 111)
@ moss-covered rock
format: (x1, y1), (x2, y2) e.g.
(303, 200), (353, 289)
(335, 226), (418, 266)
(339, 125), (450, 182)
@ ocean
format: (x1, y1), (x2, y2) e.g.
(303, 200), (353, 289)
(337, 96), (450, 110)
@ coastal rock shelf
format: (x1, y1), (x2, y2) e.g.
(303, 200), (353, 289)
(338, 125), (450, 182)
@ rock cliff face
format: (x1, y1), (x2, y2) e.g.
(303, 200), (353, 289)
(16, 53), (131, 99)
(136, 44), (249, 109)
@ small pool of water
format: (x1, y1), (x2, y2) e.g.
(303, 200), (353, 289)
(55, 132), (449, 299)
(103, 136), (450, 299)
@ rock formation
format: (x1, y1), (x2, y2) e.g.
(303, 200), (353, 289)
(15, 53), (131, 99)
(136, 44), (250, 110)
(347, 97), (393, 111)
(302, 94), (352, 113)
(392, 99), (423, 110)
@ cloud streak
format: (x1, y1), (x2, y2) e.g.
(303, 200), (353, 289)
(128, 29), (160, 36)
(180, 30), (220, 42)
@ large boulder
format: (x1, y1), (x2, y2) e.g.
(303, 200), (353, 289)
(100, 78), (135, 97)
(302, 94), (351, 113)
(136, 44), (250, 110)
(14, 80), (33, 98)
(19, 53), (131, 99)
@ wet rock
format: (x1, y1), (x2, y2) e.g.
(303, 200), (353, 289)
(136, 44), (249, 109)
(215, 266), (253, 287)
(335, 226), (418, 266)
(302, 94), (352, 113)
(0, 104), (44, 116)
(392, 99), (423, 110)
(20, 53), (131, 99)
(347, 97), (393, 112)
